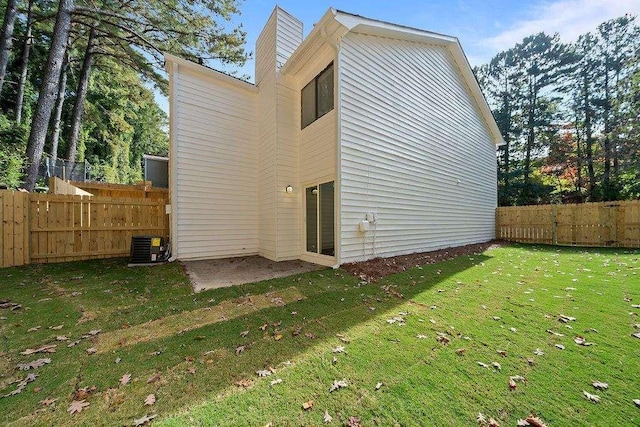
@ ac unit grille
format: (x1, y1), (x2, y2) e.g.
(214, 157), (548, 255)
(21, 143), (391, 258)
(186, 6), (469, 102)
(130, 236), (167, 264)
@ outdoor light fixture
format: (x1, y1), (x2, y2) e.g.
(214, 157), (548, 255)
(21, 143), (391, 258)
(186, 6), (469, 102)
(285, 185), (293, 193)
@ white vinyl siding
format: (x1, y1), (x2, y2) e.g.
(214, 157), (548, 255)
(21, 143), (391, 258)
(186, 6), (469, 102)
(338, 32), (497, 263)
(257, 7), (303, 260)
(172, 66), (258, 260)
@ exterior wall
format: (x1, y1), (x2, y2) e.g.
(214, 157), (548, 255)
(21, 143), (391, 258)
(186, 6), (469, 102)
(256, 7), (303, 261)
(338, 32), (497, 263)
(298, 45), (337, 186)
(170, 65), (258, 260)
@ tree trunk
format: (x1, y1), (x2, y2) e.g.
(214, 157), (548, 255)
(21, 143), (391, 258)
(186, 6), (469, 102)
(583, 73), (596, 200)
(66, 25), (96, 161)
(51, 54), (69, 162)
(524, 79), (536, 187)
(602, 61), (611, 199)
(23, 0), (74, 191)
(15, 0), (34, 123)
(0, 0), (18, 96)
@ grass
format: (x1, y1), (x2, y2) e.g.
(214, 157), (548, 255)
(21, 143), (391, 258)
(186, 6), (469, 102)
(0, 244), (639, 426)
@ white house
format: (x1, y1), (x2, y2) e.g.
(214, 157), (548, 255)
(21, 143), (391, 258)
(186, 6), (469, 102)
(165, 7), (503, 267)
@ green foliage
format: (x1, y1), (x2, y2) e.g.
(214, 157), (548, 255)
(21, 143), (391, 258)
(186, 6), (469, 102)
(479, 15), (640, 205)
(81, 58), (169, 183)
(0, 115), (27, 187)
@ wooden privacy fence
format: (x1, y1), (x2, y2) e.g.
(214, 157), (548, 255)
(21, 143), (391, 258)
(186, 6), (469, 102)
(496, 200), (640, 248)
(1, 191), (168, 268)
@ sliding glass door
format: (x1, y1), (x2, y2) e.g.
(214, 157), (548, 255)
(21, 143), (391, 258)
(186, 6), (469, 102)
(305, 181), (334, 256)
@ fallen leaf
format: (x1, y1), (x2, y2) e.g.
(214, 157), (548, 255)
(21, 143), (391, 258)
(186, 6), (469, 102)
(496, 350), (507, 357)
(274, 334), (283, 341)
(86, 347), (97, 355)
(302, 400), (314, 410)
(527, 358), (535, 365)
(115, 357), (121, 364)
(67, 399), (90, 415)
(375, 382), (383, 390)
(323, 410), (333, 423)
(329, 379), (348, 392)
(546, 329), (564, 337)
(631, 332), (640, 339)
(235, 345), (245, 355)
(147, 373), (161, 384)
(235, 379), (253, 388)
(259, 324), (268, 331)
(555, 344), (565, 350)
(27, 326), (41, 332)
(492, 362), (501, 370)
(20, 344), (57, 355)
(534, 348), (544, 356)
(583, 390), (600, 403)
(270, 378), (282, 386)
(456, 348), (466, 355)
(39, 397), (57, 406)
(17, 358), (51, 370)
(51, 325), (64, 330)
(509, 378), (517, 390)
(33, 386), (42, 393)
(510, 327), (517, 333)
(633, 399), (640, 407)
(144, 394), (156, 406)
(332, 346), (345, 353)
(133, 413), (157, 426)
(559, 314), (576, 322)
(120, 373), (131, 386)
(67, 340), (81, 347)
(592, 381), (608, 390)
(477, 412), (487, 425)
(187, 366), (196, 374)
(256, 370), (272, 377)
(477, 362), (489, 368)
(347, 416), (362, 427)
(524, 415), (549, 427)
(492, 316), (501, 321)
(56, 335), (69, 341)
(574, 336), (593, 346)
(305, 332), (317, 339)
(74, 386), (96, 400)
(240, 330), (249, 337)
(510, 375), (526, 383)
(488, 418), (500, 427)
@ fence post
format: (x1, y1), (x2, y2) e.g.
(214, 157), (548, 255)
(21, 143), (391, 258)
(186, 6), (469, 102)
(552, 204), (558, 245)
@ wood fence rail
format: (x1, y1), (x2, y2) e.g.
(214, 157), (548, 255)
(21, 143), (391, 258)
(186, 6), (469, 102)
(1, 191), (168, 268)
(496, 200), (640, 248)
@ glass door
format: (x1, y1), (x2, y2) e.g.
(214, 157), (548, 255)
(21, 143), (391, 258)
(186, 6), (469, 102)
(305, 181), (334, 256)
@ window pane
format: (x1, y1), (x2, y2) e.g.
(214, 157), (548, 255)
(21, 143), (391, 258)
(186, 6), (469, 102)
(306, 186), (318, 253)
(317, 65), (334, 118)
(319, 181), (334, 256)
(301, 81), (316, 129)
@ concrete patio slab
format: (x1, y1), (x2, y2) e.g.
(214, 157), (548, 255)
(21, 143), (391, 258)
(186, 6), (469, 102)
(183, 256), (325, 292)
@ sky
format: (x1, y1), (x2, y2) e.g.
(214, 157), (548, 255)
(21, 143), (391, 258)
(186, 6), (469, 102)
(156, 0), (640, 109)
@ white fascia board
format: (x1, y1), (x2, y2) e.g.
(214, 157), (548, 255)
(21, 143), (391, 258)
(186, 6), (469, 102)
(163, 53), (258, 94)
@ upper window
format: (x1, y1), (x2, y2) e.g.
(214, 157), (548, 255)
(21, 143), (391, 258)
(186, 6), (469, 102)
(301, 63), (334, 129)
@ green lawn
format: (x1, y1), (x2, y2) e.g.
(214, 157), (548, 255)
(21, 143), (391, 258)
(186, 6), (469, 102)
(1, 245), (639, 426)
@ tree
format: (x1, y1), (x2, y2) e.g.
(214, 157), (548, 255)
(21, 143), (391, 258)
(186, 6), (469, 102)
(23, 0), (73, 191)
(14, 0), (33, 123)
(0, 0), (18, 96)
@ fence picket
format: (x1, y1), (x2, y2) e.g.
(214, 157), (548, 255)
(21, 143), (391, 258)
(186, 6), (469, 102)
(497, 201), (640, 248)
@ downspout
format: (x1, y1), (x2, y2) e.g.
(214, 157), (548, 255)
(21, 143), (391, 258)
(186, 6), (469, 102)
(321, 26), (342, 269)
(168, 61), (179, 262)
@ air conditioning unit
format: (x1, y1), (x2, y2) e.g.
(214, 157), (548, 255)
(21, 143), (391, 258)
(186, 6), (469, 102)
(130, 236), (170, 264)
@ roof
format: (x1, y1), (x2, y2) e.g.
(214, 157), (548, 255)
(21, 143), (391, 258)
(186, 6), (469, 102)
(163, 53), (257, 94)
(280, 8), (504, 145)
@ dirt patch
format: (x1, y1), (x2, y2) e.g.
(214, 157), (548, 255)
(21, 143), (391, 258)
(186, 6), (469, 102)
(184, 256), (325, 291)
(95, 286), (305, 354)
(341, 241), (504, 282)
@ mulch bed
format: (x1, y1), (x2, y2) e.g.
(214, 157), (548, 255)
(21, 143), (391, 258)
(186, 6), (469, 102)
(341, 241), (505, 282)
